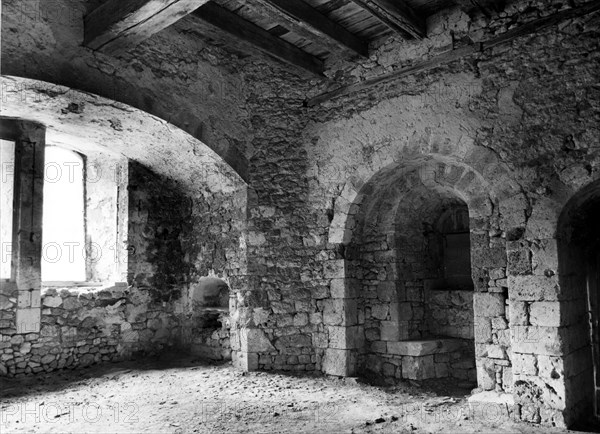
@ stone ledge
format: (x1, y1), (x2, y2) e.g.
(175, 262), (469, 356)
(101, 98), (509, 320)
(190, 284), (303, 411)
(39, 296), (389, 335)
(388, 338), (464, 356)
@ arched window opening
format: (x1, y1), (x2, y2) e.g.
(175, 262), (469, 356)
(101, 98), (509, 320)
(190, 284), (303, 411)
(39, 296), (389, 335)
(41, 147), (86, 282)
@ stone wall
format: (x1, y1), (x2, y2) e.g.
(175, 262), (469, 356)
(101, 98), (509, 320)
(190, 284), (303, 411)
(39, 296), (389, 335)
(0, 285), (180, 376)
(427, 291), (474, 339)
(288, 2), (599, 427)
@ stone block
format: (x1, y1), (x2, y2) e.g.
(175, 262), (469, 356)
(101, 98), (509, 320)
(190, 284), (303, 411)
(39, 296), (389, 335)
(531, 239), (558, 276)
(491, 317), (508, 330)
(507, 249), (532, 275)
(486, 344), (505, 359)
(468, 391), (514, 416)
(233, 351), (258, 371)
(511, 326), (562, 356)
(322, 349), (355, 376)
(371, 304), (388, 320)
(388, 339), (463, 356)
(328, 326), (348, 350)
(380, 321), (401, 341)
(508, 301), (528, 326)
(365, 327), (380, 341)
(489, 268), (506, 280)
(508, 275), (561, 301)
(322, 299), (343, 326)
(293, 313), (309, 327)
(330, 279), (345, 299)
(473, 293), (505, 317)
(383, 362), (396, 378)
(513, 353), (538, 376)
(16, 308), (40, 334)
(370, 341), (387, 353)
(376, 282), (396, 302)
(476, 359), (496, 390)
(529, 302), (561, 327)
(323, 260), (345, 279)
(474, 317), (492, 343)
(402, 355), (435, 380)
(435, 363), (449, 378)
(241, 328), (275, 353)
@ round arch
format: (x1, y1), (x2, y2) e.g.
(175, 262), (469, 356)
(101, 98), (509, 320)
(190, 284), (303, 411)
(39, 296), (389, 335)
(1, 75), (245, 194)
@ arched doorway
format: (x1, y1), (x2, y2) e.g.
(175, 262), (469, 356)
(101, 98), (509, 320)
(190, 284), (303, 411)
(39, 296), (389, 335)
(558, 181), (600, 429)
(342, 159), (501, 388)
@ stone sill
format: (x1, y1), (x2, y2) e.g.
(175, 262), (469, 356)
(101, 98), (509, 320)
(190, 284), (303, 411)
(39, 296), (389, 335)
(41, 282), (128, 294)
(388, 338), (465, 356)
(198, 307), (229, 314)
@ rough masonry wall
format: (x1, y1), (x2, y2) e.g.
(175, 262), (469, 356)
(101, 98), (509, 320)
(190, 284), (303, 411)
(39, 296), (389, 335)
(287, 0), (599, 427)
(0, 285), (179, 377)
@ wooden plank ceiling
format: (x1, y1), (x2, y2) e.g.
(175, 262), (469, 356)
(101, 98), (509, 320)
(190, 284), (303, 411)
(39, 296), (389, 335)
(84, 0), (505, 76)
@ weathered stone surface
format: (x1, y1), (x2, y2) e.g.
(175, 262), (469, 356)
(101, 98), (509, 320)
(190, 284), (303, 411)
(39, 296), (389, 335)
(474, 293), (505, 318)
(388, 339), (463, 356)
(322, 349), (355, 376)
(508, 276), (561, 302)
(42, 296), (62, 308)
(241, 328), (275, 353)
(402, 355), (435, 380)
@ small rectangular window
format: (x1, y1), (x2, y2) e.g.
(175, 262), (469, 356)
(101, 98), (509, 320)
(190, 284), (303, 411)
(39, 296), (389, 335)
(0, 140), (16, 280)
(443, 232), (473, 290)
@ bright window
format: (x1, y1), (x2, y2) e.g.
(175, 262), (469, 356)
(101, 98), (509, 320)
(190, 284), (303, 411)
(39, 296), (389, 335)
(41, 147), (86, 282)
(0, 140), (15, 280)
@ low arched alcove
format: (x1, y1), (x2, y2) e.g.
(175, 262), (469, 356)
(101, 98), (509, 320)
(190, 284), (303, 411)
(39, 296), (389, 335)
(323, 155), (518, 395)
(189, 277), (232, 361)
(558, 179), (600, 430)
(342, 159), (495, 388)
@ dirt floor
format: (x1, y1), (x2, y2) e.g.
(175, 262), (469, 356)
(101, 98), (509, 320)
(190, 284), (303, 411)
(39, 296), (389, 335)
(0, 354), (592, 433)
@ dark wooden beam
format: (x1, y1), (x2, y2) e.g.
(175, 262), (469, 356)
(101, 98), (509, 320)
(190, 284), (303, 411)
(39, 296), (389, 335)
(257, 0), (369, 57)
(350, 0), (426, 39)
(85, 0), (210, 54)
(306, 0), (600, 106)
(193, 2), (324, 77)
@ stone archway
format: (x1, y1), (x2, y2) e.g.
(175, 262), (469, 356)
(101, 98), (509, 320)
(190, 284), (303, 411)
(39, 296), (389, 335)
(322, 156), (525, 398)
(557, 179), (600, 430)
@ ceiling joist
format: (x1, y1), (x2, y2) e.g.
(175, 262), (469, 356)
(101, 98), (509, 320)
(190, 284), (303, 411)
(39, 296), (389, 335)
(193, 2), (325, 77)
(350, 0), (426, 39)
(85, 0), (210, 54)
(257, 0), (369, 57)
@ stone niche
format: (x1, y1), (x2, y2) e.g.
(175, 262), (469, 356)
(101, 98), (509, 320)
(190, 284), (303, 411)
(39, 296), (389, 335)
(351, 177), (477, 385)
(189, 276), (232, 361)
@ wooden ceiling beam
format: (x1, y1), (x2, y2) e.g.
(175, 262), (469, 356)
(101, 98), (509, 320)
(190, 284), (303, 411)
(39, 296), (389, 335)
(350, 0), (426, 39)
(192, 2), (324, 77)
(257, 0), (369, 57)
(85, 0), (210, 55)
